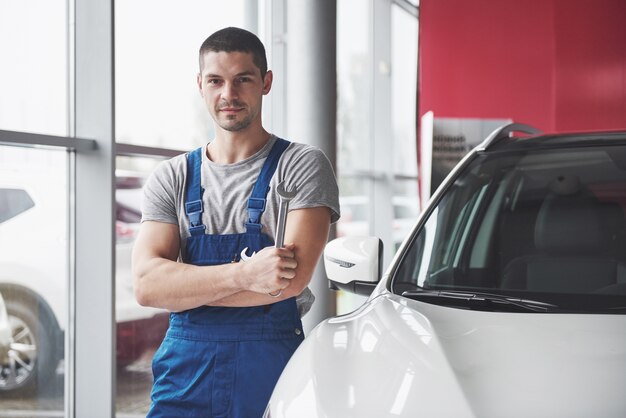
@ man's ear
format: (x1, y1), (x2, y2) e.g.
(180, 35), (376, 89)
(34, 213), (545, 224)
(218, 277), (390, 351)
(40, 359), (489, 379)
(262, 70), (273, 95)
(197, 73), (204, 97)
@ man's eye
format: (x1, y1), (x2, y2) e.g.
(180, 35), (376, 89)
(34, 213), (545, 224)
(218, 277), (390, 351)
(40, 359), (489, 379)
(237, 77), (251, 83)
(207, 79), (221, 86)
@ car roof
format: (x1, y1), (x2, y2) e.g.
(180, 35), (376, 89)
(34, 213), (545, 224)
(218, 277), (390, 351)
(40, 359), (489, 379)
(480, 125), (626, 153)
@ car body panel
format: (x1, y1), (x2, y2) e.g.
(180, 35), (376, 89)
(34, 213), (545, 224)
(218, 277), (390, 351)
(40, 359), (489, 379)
(0, 182), (68, 326)
(271, 291), (626, 418)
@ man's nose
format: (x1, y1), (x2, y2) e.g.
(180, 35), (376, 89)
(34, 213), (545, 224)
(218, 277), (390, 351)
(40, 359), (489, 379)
(221, 82), (238, 100)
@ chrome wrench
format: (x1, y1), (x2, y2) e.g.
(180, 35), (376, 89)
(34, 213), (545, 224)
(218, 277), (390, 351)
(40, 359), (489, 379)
(274, 181), (297, 248)
(240, 181), (297, 261)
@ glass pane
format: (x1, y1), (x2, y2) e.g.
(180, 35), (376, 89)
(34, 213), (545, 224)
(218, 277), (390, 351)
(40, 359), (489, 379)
(0, 0), (68, 136)
(392, 180), (420, 252)
(0, 146), (67, 415)
(337, 0), (371, 173)
(391, 4), (418, 178)
(337, 177), (371, 239)
(335, 178), (371, 315)
(115, 156), (171, 416)
(115, 0), (246, 149)
(391, 6), (420, 252)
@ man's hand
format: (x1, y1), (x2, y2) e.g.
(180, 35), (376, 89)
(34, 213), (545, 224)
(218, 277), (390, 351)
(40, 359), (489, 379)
(207, 206), (331, 307)
(238, 244), (297, 295)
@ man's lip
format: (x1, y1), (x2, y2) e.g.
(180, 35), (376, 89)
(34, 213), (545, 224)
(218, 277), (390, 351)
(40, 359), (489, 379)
(219, 107), (243, 112)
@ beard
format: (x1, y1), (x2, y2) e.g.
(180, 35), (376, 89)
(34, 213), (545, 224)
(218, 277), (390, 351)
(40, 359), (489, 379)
(219, 113), (254, 132)
(215, 100), (256, 132)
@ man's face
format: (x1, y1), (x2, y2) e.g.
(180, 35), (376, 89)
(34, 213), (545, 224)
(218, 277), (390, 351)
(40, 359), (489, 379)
(197, 51), (272, 133)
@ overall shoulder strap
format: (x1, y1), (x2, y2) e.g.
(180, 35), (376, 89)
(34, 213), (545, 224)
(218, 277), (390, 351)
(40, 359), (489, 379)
(184, 147), (206, 236)
(246, 138), (291, 232)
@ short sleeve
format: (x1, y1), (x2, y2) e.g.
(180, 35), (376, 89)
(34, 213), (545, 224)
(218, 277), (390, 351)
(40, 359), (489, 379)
(141, 159), (181, 225)
(282, 146), (340, 224)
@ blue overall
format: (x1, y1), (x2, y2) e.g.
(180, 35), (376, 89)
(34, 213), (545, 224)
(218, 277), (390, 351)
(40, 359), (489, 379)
(148, 138), (305, 418)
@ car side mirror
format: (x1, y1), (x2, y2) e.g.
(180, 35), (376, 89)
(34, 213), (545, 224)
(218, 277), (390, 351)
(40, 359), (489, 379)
(324, 236), (383, 296)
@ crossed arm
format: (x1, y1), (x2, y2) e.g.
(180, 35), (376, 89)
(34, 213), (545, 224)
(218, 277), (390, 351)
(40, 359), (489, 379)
(132, 207), (331, 312)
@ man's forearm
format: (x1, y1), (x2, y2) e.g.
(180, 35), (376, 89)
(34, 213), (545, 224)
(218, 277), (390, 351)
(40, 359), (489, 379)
(134, 244), (297, 312)
(134, 257), (246, 312)
(207, 277), (309, 307)
(208, 290), (286, 307)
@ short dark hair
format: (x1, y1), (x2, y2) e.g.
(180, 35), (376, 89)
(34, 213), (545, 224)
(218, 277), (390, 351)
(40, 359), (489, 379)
(198, 27), (268, 77)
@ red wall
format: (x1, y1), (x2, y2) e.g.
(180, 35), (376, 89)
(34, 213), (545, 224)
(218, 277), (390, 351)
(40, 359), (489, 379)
(419, 0), (626, 133)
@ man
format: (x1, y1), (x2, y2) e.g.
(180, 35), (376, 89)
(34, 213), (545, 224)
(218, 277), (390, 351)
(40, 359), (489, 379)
(132, 27), (340, 417)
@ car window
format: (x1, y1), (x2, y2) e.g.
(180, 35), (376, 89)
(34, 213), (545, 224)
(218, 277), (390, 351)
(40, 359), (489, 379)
(393, 145), (626, 311)
(0, 188), (35, 224)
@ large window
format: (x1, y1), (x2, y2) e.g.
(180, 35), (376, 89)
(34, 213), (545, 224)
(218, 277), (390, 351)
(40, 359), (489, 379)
(0, 0), (68, 136)
(391, 2), (420, 243)
(0, 1), (69, 415)
(336, 0), (419, 313)
(0, 146), (68, 416)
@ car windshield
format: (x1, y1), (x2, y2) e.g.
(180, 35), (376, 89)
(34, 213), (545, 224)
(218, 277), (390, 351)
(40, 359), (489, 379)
(393, 143), (626, 312)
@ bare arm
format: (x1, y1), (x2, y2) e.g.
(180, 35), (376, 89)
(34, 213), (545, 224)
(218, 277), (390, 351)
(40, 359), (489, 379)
(209, 206), (331, 307)
(132, 221), (297, 312)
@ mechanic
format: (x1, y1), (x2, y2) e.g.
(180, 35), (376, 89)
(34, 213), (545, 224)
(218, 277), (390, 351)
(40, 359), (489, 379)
(131, 27), (340, 417)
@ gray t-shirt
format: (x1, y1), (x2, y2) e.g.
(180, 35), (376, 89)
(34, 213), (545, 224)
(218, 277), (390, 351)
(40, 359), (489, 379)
(141, 136), (340, 316)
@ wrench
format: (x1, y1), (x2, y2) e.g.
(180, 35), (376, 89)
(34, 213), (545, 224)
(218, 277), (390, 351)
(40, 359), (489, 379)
(274, 181), (297, 248)
(240, 181), (297, 261)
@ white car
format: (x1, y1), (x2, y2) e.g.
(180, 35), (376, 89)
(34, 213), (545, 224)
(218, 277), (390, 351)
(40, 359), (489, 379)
(0, 159), (167, 395)
(265, 124), (626, 417)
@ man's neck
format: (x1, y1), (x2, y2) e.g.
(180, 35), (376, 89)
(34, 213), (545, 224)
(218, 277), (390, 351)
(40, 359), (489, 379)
(207, 127), (272, 164)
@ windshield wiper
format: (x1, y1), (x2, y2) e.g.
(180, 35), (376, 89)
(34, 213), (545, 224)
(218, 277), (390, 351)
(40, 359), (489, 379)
(401, 289), (560, 313)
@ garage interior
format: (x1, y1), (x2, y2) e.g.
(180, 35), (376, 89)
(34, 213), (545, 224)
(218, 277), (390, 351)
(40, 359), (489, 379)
(0, 0), (625, 417)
